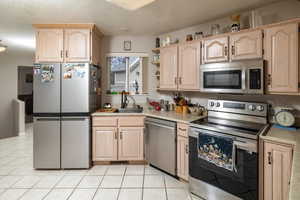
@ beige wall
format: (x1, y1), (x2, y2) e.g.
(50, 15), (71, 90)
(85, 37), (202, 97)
(0, 50), (34, 138)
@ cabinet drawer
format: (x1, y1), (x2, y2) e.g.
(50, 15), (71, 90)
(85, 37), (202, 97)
(118, 116), (144, 127)
(177, 123), (189, 137)
(93, 117), (118, 127)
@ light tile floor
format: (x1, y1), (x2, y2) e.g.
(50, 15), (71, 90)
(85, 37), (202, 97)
(0, 124), (203, 200)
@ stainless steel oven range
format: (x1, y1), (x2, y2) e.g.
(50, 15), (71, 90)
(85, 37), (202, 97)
(189, 99), (269, 200)
(200, 59), (264, 94)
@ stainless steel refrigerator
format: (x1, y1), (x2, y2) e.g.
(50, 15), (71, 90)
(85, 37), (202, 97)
(33, 63), (99, 169)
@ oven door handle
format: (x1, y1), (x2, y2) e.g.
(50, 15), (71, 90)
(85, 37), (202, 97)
(242, 69), (247, 91)
(232, 140), (257, 173)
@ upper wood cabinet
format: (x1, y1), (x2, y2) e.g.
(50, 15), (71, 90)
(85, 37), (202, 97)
(118, 127), (144, 161)
(34, 24), (102, 65)
(264, 23), (299, 94)
(160, 45), (178, 90)
(202, 36), (229, 63)
(178, 41), (201, 90)
(64, 29), (91, 62)
(263, 141), (293, 200)
(230, 30), (263, 61)
(35, 29), (64, 63)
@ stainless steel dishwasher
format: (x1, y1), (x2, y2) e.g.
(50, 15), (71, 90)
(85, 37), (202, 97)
(145, 117), (176, 176)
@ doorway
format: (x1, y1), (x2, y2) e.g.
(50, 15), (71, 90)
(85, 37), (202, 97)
(18, 66), (33, 123)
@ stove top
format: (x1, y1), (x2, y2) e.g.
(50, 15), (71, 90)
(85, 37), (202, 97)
(190, 117), (267, 139)
(190, 99), (269, 140)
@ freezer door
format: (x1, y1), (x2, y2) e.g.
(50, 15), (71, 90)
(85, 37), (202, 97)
(33, 64), (61, 114)
(61, 117), (90, 169)
(61, 63), (89, 113)
(33, 117), (60, 169)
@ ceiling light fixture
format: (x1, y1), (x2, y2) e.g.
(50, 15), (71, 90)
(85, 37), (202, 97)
(106, 0), (156, 10)
(0, 40), (7, 52)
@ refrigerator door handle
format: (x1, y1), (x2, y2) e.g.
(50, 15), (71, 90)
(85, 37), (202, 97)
(36, 118), (60, 121)
(61, 118), (88, 121)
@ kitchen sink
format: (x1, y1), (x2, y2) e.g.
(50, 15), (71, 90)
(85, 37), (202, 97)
(117, 107), (143, 113)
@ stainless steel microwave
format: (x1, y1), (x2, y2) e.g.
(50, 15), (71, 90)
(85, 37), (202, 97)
(200, 60), (264, 94)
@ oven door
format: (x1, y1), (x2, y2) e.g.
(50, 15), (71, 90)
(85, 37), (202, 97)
(189, 127), (258, 200)
(201, 68), (246, 93)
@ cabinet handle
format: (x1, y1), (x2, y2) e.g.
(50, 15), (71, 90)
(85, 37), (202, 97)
(174, 77), (177, 85)
(179, 77), (182, 85)
(120, 131), (123, 140)
(224, 46), (228, 56)
(60, 50), (63, 58)
(185, 144), (189, 154)
(268, 152), (272, 165)
(179, 128), (186, 132)
(66, 50), (68, 58)
(231, 45), (235, 56)
(267, 74), (272, 86)
(114, 131), (117, 140)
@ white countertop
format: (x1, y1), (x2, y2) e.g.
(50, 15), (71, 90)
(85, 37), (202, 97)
(91, 106), (206, 124)
(260, 125), (300, 200)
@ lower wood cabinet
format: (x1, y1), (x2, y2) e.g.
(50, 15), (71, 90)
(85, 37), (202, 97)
(118, 127), (144, 161)
(177, 123), (189, 180)
(263, 141), (293, 200)
(92, 116), (144, 162)
(93, 127), (118, 161)
(177, 135), (189, 180)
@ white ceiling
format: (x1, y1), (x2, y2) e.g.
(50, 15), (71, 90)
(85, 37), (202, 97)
(0, 0), (281, 52)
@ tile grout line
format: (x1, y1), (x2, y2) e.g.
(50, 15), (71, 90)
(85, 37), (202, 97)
(91, 166), (107, 200)
(116, 166), (126, 200)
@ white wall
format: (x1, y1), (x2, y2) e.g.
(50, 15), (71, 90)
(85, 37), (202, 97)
(0, 50), (34, 138)
(100, 35), (157, 106)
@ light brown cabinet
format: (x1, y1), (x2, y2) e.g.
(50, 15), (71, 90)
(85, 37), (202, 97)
(264, 23), (299, 94)
(177, 123), (189, 180)
(35, 29), (64, 63)
(263, 141), (293, 200)
(64, 29), (91, 62)
(118, 127), (144, 161)
(92, 116), (144, 162)
(93, 127), (118, 161)
(34, 24), (102, 65)
(178, 41), (201, 90)
(160, 41), (201, 91)
(202, 36), (229, 63)
(160, 45), (178, 90)
(230, 30), (263, 61)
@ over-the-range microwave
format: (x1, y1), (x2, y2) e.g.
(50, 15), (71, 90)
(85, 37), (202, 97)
(200, 59), (264, 94)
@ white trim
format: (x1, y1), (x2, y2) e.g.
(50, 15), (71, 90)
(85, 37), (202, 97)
(106, 52), (149, 57)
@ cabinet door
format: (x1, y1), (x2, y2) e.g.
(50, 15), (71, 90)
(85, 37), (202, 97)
(264, 23), (299, 93)
(230, 30), (263, 61)
(64, 29), (91, 62)
(36, 29), (64, 63)
(93, 127), (118, 161)
(177, 136), (189, 180)
(178, 41), (201, 90)
(160, 45), (178, 90)
(264, 142), (293, 200)
(91, 31), (101, 66)
(118, 127), (144, 161)
(202, 36), (229, 63)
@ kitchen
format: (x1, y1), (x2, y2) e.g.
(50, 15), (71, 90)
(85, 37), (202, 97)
(0, 0), (300, 200)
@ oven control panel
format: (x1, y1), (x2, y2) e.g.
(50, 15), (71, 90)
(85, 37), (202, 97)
(207, 99), (267, 117)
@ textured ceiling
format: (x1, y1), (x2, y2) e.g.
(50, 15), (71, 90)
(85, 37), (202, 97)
(0, 0), (281, 52)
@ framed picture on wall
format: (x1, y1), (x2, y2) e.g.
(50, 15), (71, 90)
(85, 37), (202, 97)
(124, 40), (131, 51)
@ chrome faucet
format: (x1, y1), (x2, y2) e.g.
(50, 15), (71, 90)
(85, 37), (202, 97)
(121, 90), (128, 109)
(121, 90), (136, 109)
